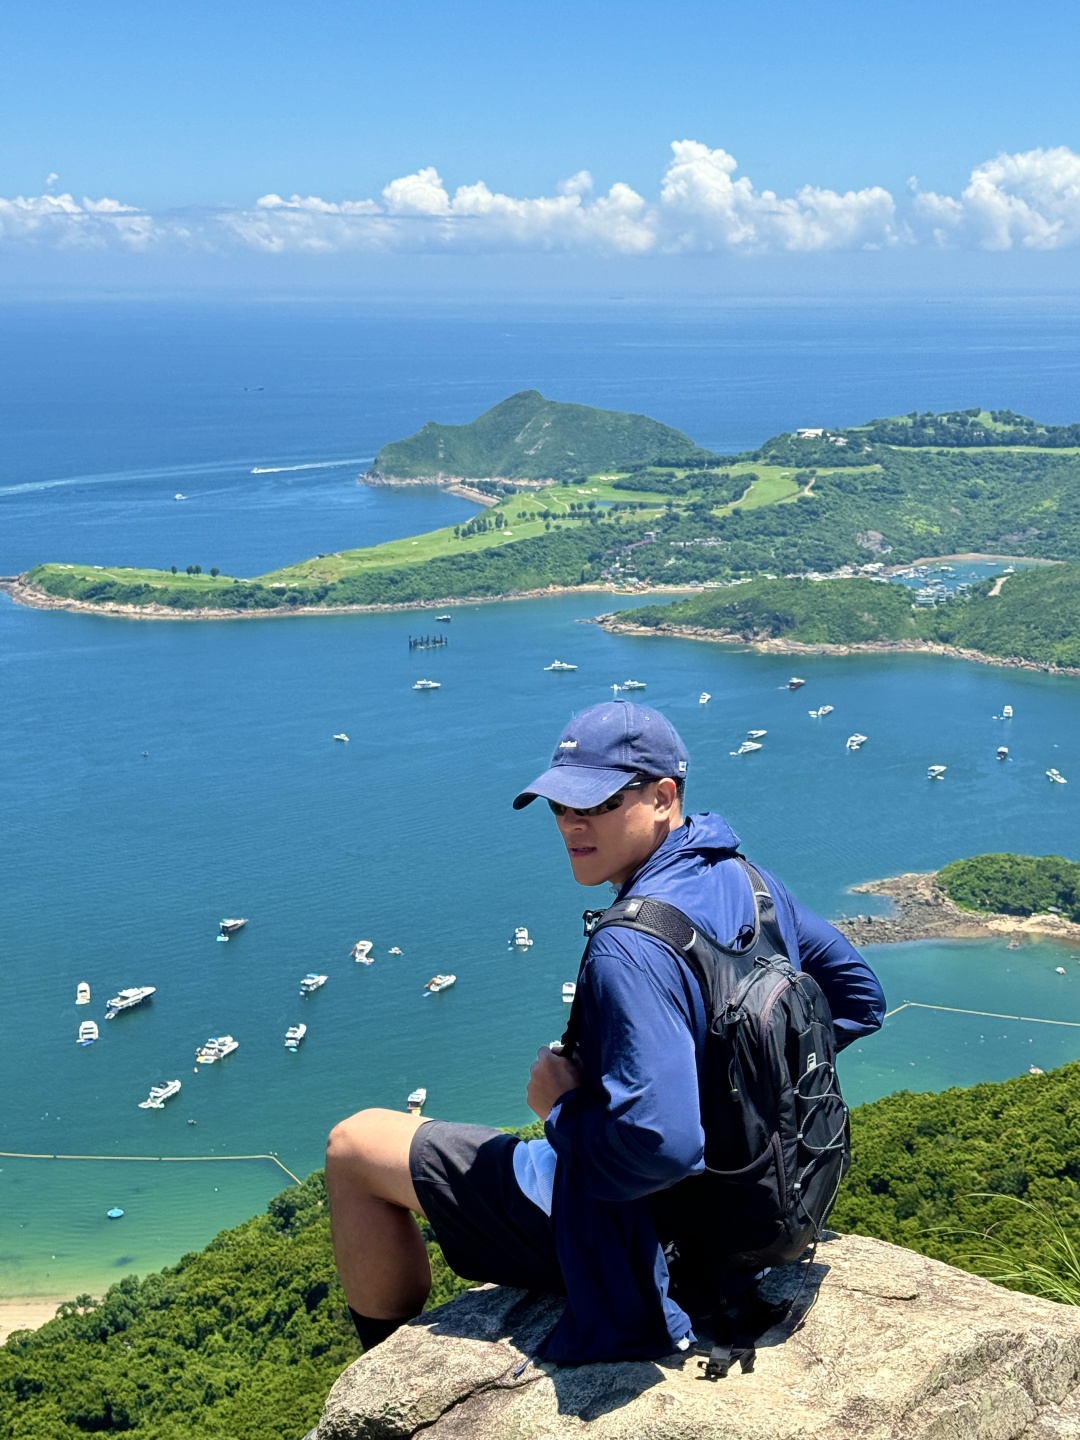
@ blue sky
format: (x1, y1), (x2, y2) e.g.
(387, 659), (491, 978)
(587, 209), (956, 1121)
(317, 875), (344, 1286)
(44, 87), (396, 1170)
(3, 0), (1079, 291)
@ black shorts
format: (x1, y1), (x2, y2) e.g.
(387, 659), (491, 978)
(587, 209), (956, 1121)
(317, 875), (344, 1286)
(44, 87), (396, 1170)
(409, 1120), (564, 1294)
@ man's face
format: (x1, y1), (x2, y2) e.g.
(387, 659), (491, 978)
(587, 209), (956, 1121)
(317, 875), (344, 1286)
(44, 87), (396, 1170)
(552, 778), (680, 888)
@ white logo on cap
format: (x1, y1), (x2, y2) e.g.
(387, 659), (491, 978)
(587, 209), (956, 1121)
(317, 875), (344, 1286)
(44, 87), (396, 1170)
(559, 740), (578, 750)
(678, 761), (687, 772)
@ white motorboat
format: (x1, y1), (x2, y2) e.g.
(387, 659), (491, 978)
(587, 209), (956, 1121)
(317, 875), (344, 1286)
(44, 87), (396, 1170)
(562, 982), (577, 1003)
(846, 734), (868, 751)
(1056, 967), (1067, 975)
(1002, 705), (1014, 719)
(138, 1079), (181, 1110)
(77, 1020), (99, 1046)
(747, 729), (767, 739)
(174, 493), (186, 501)
(927, 765), (947, 780)
(544, 660), (578, 672)
(997, 746), (1009, 760)
(105, 986), (156, 1020)
(424, 974), (456, 993)
(195, 1035), (239, 1064)
(816, 704), (834, 716)
(699, 692), (711, 704)
(351, 939), (374, 963)
(512, 927), (533, 948)
(734, 740), (763, 755)
(1047, 768), (1068, 784)
(435, 614), (451, 622)
(407, 1087), (428, 1113)
(300, 972), (328, 994)
(621, 679), (646, 690)
(388, 946), (403, 955)
(787, 677), (806, 690)
(76, 982), (91, 1005)
(333, 733), (349, 742)
(413, 679), (441, 690)
(284, 1023), (307, 1050)
(218, 918), (247, 941)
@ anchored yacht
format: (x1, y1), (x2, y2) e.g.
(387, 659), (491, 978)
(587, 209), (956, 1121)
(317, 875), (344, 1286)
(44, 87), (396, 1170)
(544, 660), (577, 672)
(413, 679), (441, 691)
(284, 1023), (307, 1050)
(351, 940), (374, 963)
(105, 986), (156, 1020)
(786, 677), (806, 690)
(511, 927), (533, 948)
(562, 983), (577, 1003)
(138, 1079), (181, 1110)
(699, 692), (710, 705)
(747, 729), (767, 739)
(218, 918), (247, 940)
(407, 1087), (428, 1113)
(734, 740), (762, 755)
(333, 733), (349, 743)
(195, 1035), (239, 1064)
(76, 982), (91, 1005)
(997, 746), (1009, 760)
(620, 679), (646, 690)
(77, 1020), (99, 1046)
(927, 765), (947, 780)
(1047, 768), (1068, 784)
(846, 734), (868, 751)
(300, 972), (328, 994)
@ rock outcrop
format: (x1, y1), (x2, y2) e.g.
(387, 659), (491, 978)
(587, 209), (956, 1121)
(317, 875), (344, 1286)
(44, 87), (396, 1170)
(313, 1234), (1080, 1440)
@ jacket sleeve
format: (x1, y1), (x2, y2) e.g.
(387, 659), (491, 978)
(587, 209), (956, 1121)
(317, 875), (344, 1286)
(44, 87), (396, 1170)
(545, 928), (705, 1204)
(787, 901), (886, 1049)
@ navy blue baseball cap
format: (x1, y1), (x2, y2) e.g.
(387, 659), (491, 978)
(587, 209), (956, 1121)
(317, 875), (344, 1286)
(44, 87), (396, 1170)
(512, 701), (689, 810)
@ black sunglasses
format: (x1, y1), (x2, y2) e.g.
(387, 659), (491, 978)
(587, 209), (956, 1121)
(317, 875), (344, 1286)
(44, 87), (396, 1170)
(547, 777), (650, 819)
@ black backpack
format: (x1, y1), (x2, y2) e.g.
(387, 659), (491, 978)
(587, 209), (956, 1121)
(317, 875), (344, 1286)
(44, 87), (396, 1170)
(560, 857), (849, 1360)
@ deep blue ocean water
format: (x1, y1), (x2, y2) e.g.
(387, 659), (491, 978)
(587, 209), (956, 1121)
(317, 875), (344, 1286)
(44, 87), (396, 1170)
(2, 295), (1079, 1298)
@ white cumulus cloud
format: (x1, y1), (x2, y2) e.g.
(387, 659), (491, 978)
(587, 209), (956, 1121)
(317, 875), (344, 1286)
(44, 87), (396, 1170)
(5, 144), (1080, 260)
(914, 147), (1080, 249)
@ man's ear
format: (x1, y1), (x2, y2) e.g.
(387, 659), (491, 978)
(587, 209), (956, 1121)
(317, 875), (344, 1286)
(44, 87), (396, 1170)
(654, 777), (679, 815)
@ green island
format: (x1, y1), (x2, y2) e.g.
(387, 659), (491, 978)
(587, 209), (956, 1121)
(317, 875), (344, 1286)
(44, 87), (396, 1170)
(938, 853), (1080, 923)
(616, 563), (1080, 669)
(9, 393), (1080, 669)
(7, 1063), (1080, 1439)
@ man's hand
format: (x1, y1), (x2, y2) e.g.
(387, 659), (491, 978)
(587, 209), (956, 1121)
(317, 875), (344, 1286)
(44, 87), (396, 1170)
(527, 1047), (583, 1121)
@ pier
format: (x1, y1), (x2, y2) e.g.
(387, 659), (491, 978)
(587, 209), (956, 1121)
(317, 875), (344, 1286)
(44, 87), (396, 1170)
(408, 634), (449, 650)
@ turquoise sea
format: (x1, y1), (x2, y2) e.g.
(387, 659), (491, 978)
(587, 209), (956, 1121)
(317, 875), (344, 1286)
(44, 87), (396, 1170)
(2, 295), (1080, 1298)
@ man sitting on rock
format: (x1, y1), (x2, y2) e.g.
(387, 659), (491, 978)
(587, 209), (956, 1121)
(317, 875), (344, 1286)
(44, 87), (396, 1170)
(325, 701), (885, 1362)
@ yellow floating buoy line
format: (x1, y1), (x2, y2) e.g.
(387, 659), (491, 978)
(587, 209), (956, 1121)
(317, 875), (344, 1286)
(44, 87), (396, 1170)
(0, 1150), (303, 1185)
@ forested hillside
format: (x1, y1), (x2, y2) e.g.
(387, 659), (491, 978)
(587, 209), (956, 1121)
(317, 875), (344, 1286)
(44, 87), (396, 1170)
(938, 853), (1080, 921)
(369, 390), (713, 482)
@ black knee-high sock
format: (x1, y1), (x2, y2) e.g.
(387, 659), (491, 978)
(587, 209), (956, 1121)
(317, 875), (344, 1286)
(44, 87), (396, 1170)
(348, 1307), (414, 1351)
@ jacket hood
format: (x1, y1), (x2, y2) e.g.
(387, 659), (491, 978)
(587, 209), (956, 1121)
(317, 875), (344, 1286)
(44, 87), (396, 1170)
(620, 811), (740, 897)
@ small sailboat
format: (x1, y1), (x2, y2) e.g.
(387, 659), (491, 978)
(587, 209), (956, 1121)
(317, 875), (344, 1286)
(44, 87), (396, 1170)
(76, 982), (91, 1005)
(77, 1020), (99, 1046)
(424, 974), (456, 993)
(407, 1087), (428, 1113)
(351, 940), (374, 963)
(562, 982), (576, 1003)
(927, 765), (947, 780)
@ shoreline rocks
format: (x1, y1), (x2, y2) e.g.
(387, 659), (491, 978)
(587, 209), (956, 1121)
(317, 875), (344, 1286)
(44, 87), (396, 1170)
(834, 870), (1080, 948)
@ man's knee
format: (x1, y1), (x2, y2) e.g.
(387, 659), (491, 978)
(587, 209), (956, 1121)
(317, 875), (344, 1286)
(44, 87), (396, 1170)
(326, 1108), (427, 1212)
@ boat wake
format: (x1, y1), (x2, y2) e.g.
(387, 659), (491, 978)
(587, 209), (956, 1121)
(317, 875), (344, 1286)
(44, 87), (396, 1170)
(250, 459), (370, 474)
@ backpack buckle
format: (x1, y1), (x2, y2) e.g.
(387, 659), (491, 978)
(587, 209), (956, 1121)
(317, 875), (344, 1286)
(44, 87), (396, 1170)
(582, 908), (607, 937)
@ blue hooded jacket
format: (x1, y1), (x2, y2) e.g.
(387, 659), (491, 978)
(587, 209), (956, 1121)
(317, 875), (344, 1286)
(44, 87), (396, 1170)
(536, 811), (886, 1364)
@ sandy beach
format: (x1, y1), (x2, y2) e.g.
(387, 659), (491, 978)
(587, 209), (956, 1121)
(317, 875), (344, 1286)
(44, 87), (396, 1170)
(833, 870), (1080, 948)
(0, 1297), (67, 1346)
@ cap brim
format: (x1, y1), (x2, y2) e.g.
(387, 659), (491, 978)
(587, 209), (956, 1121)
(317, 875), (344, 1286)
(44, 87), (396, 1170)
(512, 765), (634, 811)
